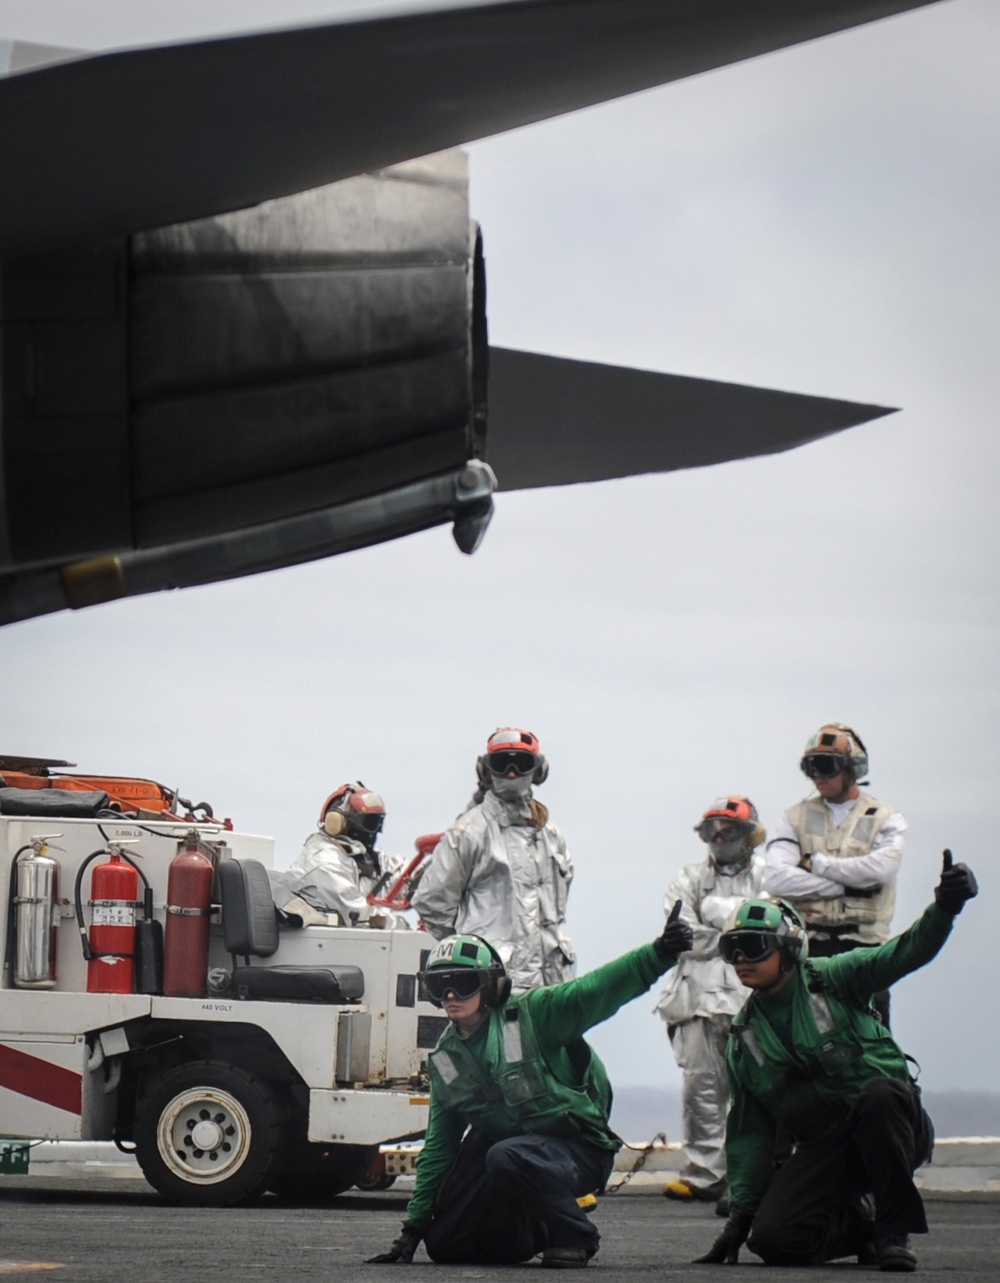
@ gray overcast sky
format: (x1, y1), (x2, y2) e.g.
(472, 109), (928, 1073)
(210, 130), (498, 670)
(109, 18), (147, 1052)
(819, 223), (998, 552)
(1, 0), (997, 1098)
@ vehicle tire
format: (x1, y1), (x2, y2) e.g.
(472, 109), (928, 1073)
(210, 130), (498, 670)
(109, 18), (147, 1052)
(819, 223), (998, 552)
(134, 1060), (287, 1206)
(269, 1140), (378, 1200)
(354, 1169), (397, 1192)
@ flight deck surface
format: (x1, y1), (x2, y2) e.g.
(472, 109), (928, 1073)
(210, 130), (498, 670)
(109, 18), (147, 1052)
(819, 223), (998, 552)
(0, 1176), (994, 1281)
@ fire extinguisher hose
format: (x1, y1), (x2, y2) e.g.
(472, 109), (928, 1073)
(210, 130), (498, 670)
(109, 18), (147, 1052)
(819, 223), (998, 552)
(122, 855), (163, 995)
(4, 845), (35, 979)
(74, 848), (111, 961)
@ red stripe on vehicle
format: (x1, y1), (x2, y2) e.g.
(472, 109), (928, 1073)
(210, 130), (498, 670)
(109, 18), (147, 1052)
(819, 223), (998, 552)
(0, 1044), (82, 1115)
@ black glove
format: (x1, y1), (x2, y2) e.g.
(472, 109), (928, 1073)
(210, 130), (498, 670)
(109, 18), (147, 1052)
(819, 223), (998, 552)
(366, 1224), (422, 1264)
(693, 1208), (753, 1265)
(655, 899), (694, 961)
(934, 849), (978, 915)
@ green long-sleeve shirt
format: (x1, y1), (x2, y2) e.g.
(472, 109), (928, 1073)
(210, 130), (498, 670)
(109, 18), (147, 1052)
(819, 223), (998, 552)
(725, 901), (954, 1215)
(405, 942), (673, 1230)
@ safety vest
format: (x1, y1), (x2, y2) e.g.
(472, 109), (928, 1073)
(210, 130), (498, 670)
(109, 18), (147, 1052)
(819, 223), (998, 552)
(727, 964), (910, 1144)
(786, 791), (897, 943)
(427, 996), (616, 1148)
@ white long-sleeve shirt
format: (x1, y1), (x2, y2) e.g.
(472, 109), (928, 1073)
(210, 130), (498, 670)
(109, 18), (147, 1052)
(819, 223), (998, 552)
(764, 796), (906, 901)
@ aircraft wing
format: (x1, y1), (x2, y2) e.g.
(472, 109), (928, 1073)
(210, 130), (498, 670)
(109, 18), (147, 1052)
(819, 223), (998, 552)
(487, 350), (891, 491)
(0, 1), (936, 624)
(0, 0), (943, 252)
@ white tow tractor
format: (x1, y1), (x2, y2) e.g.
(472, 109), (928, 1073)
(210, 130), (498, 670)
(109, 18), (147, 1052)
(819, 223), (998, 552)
(0, 761), (442, 1206)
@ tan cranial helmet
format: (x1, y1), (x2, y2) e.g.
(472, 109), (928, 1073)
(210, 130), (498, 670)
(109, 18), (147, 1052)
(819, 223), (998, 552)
(800, 724), (869, 782)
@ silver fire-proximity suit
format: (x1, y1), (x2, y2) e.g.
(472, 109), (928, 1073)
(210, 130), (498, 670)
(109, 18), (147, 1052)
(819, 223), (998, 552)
(655, 852), (766, 1195)
(271, 830), (408, 929)
(410, 788), (574, 991)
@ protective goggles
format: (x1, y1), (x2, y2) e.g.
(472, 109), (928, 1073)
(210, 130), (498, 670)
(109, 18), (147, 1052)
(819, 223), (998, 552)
(696, 818), (743, 844)
(421, 968), (487, 1003)
(350, 811), (384, 835)
(487, 750), (537, 776)
(800, 752), (849, 779)
(719, 931), (782, 965)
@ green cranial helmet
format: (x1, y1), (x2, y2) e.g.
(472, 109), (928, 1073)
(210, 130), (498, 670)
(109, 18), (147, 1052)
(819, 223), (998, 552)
(425, 934), (498, 972)
(420, 934), (510, 1009)
(720, 898), (809, 965)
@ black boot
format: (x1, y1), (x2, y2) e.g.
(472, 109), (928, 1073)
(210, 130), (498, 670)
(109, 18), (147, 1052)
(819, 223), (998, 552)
(876, 1234), (917, 1273)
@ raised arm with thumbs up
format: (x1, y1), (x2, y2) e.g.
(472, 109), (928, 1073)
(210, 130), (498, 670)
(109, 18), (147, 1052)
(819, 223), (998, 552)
(934, 848), (979, 915)
(654, 897), (694, 961)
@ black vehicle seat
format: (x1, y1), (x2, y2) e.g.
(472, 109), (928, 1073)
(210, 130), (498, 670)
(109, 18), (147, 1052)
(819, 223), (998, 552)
(218, 858), (363, 1003)
(0, 787), (111, 817)
(219, 857), (279, 958)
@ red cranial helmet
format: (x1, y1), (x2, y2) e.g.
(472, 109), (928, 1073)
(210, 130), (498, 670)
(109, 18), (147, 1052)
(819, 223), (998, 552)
(320, 782), (386, 844)
(484, 727), (548, 785)
(695, 796), (766, 865)
(486, 727), (540, 757)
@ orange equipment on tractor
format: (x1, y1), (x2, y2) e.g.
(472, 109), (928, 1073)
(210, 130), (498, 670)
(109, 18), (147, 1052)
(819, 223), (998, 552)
(366, 833), (441, 912)
(0, 754), (226, 823)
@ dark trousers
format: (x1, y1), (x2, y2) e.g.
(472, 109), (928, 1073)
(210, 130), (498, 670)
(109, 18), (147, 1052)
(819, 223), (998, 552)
(748, 1078), (934, 1266)
(808, 933), (891, 1027)
(423, 1130), (615, 1264)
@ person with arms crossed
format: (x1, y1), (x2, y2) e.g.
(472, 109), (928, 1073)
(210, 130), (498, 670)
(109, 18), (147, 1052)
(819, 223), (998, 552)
(764, 723), (905, 1024)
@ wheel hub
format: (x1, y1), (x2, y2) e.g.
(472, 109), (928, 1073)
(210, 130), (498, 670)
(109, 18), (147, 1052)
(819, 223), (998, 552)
(156, 1086), (253, 1185)
(190, 1118), (225, 1150)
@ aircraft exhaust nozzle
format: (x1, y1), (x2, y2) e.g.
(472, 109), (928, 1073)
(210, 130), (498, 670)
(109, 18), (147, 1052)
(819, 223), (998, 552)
(0, 150), (487, 595)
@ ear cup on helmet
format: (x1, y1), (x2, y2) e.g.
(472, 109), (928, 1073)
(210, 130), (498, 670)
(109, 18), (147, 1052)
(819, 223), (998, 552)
(840, 724), (869, 780)
(776, 898), (809, 962)
(750, 822), (767, 850)
(532, 755), (549, 786)
(470, 934), (510, 1007)
(319, 781), (364, 829)
(323, 810), (347, 837)
(486, 974), (512, 1007)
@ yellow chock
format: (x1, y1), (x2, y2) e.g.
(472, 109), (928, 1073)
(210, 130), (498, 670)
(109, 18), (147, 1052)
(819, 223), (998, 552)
(662, 1179), (697, 1200)
(576, 1193), (598, 1211)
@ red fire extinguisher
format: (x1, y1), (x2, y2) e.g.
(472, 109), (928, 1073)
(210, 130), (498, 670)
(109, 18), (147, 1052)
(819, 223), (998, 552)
(86, 849), (139, 994)
(162, 831), (214, 998)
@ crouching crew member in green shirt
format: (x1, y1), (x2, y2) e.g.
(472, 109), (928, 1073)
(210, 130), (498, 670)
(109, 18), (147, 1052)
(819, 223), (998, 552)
(696, 850), (978, 1274)
(368, 904), (694, 1268)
